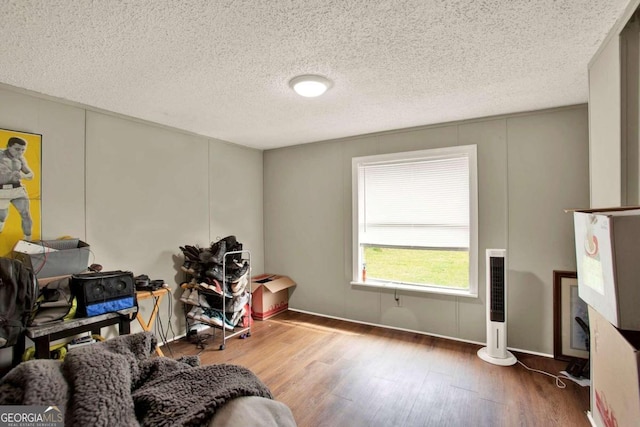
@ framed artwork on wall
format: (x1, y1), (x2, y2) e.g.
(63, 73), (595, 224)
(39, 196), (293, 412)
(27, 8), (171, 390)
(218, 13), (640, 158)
(0, 128), (42, 256)
(553, 270), (589, 361)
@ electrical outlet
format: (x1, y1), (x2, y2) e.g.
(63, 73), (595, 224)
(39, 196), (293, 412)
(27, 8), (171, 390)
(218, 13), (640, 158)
(394, 293), (401, 307)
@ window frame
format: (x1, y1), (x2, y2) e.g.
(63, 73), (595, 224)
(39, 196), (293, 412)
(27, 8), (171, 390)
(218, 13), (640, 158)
(351, 145), (478, 298)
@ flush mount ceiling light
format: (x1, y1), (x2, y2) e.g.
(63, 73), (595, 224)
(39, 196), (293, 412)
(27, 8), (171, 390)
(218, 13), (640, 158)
(289, 74), (332, 97)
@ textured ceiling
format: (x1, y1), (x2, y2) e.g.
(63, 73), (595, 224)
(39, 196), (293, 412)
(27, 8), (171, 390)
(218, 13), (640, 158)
(0, 1), (631, 150)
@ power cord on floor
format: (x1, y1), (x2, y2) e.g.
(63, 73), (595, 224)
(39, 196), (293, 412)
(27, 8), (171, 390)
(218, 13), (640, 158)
(517, 359), (568, 389)
(189, 332), (214, 354)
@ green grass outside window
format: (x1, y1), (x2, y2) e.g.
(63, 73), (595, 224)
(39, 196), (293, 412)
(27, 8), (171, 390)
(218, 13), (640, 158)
(363, 247), (469, 289)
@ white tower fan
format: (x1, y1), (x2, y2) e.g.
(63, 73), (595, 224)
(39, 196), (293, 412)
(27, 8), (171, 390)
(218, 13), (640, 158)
(477, 249), (517, 366)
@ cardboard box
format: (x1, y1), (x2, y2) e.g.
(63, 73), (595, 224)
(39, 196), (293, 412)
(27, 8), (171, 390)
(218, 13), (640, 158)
(250, 274), (296, 320)
(13, 239), (90, 279)
(572, 207), (640, 330)
(589, 306), (640, 427)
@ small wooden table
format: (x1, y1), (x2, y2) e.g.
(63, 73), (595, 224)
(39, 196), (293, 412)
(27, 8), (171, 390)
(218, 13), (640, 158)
(135, 288), (170, 356)
(23, 306), (137, 360)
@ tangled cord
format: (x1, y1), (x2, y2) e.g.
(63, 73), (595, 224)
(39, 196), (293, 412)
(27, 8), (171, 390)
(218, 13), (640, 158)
(517, 360), (568, 388)
(154, 288), (178, 358)
(190, 332), (214, 353)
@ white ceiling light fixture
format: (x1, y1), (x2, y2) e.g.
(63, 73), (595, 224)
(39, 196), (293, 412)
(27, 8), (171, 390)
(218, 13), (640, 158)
(289, 74), (333, 97)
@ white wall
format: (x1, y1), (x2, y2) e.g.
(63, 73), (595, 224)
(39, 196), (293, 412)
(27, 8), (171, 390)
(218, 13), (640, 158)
(0, 86), (264, 367)
(264, 106), (589, 355)
(588, 0), (640, 208)
(589, 34), (622, 207)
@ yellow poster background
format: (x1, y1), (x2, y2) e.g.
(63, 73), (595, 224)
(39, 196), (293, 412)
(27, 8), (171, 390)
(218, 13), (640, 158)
(0, 129), (42, 256)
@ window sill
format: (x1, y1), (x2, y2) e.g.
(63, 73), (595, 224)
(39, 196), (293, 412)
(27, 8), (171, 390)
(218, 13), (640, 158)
(350, 281), (478, 298)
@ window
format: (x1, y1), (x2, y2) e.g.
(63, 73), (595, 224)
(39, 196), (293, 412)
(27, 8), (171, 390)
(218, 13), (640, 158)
(351, 145), (478, 297)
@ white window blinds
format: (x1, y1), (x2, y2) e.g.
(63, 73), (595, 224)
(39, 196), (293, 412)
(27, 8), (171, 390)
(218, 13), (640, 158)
(358, 154), (470, 249)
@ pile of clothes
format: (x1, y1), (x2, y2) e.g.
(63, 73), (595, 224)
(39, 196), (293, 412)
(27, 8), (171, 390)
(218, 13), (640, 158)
(179, 235), (248, 284)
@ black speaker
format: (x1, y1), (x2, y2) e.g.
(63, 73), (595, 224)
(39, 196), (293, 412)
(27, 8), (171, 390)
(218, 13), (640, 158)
(71, 271), (135, 317)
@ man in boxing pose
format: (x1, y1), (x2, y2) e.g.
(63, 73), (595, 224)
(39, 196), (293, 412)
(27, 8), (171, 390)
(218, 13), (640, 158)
(0, 137), (34, 240)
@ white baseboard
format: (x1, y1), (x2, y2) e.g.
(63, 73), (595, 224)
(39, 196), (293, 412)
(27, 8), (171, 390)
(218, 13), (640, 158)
(287, 308), (554, 358)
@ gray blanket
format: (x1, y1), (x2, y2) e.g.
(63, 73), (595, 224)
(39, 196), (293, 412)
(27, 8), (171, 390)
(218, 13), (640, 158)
(0, 332), (273, 427)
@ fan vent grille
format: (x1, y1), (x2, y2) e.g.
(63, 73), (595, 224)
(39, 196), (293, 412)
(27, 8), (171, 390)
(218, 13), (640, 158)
(489, 256), (505, 322)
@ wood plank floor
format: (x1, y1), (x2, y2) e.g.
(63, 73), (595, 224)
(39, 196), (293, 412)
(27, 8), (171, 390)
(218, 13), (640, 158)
(163, 310), (591, 427)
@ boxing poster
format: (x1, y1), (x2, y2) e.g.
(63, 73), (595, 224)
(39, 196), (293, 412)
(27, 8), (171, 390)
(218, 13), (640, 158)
(0, 128), (41, 256)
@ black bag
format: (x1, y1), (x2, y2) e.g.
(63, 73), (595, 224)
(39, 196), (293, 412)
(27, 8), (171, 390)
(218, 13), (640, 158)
(70, 270), (135, 317)
(0, 258), (38, 348)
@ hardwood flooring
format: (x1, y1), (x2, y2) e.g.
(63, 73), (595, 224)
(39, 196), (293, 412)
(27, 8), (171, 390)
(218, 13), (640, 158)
(163, 310), (591, 427)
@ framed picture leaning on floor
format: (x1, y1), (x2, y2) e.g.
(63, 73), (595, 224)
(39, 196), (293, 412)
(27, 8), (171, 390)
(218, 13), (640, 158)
(553, 270), (589, 361)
